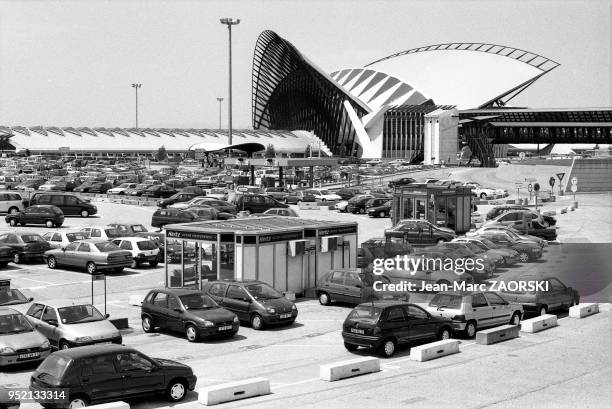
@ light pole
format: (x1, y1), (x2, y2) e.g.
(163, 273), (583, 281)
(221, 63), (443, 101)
(220, 17), (240, 149)
(131, 83), (142, 128)
(216, 97), (224, 129)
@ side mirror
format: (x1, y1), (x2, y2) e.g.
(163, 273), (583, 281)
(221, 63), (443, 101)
(28, 297), (34, 302)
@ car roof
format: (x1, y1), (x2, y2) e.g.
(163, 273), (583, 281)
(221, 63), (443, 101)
(149, 287), (204, 296)
(356, 300), (412, 308)
(52, 344), (134, 359)
(31, 299), (95, 309)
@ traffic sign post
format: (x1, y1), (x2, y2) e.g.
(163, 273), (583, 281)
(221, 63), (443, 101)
(515, 182), (524, 201)
(556, 173), (565, 196)
(527, 183), (533, 202)
(533, 183), (540, 210)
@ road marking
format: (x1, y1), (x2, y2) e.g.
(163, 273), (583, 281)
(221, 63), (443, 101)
(23, 280), (91, 290)
(460, 342), (477, 348)
(8, 276), (56, 285)
(271, 377), (320, 389)
(267, 344), (336, 348)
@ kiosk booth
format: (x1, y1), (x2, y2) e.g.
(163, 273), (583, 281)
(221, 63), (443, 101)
(164, 217), (358, 296)
(391, 185), (473, 233)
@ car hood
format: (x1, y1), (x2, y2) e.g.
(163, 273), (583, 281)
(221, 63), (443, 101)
(62, 320), (120, 340)
(0, 330), (48, 349)
(154, 358), (193, 371)
(436, 226), (456, 235)
(256, 297), (294, 312)
(186, 307), (236, 323)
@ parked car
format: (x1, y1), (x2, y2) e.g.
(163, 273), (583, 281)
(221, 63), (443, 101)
(384, 219), (456, 245)
(335, 187), (363, 200)
(141, 288), (239, 341)
(206, 187), (228, 200)
(335, 200), (349, 212)
(234, 194), (288, 214)
(316, 269), (402, 306)
(261, 208), (298, 217)
(80, 226), (124, 241)
(387, 177), (416, 189)
(486, 205), (557, 226)
(88, 181), (113, 194)
(107, 223), (148, 235)
(475, 232), (542, 262)
(41, 231), (87, 250)
(125, 183), (150, 196)
(188, 206), (235, 221)
(414, 247), (493, 282)
(426, 291), (523, 338)
(485, 212), (558, 240)
(44, 239), (133, 274)
(367, 200), (392, 218)
(14, 179), (45, 191)
(0, 245), (13, 268)
(264, 187), (291, 201)
(24, 301), (121, 350)
(171, 197), (237, 214)
(157, 192), (200, 208)
(452, 237), (519, 266)
(143, 184), (178, 198)
(0, 307), (51, 367)
(437, 241), (503, 268)
(284, 190), (316, 204)
(30, 344), (196, 407)
(0, 286), (33, 307)
(497, 275), (580, 316)
(203, 280), (297, 330)
(111, 237), (160, 268)
(0, 232), (50, 264)
(195, 175), (221, 188)
(152, 208), (202, 228)
(0, 176), (21, 190)
(5, 205), (64, 228)
(27, 193), (97, 217)
(348, 197), (387, 214)
(37, 181), (67, 192)
(472, 225), (547, 248)
(0, 192), (25, 215)
(342, 301), (453, 357)
(107, 182), (138, 195)
(303, 189), (342, 202)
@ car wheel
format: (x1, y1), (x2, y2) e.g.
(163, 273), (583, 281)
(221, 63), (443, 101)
(130, 259), (139, 269)
(47, 256), (57, 269)
(86, 262), (97, 274)
(8, 219), (17, 227)
(318, 292), (331, 306)
(80, 209), (89, 218)
(8, 207), (19, 215)
(67, 395), (89, 408)
(12, 253), (21, 264)
(510, 312), (521, 325)
(359, 208), (365, 214)
(518, 252), (529, 263)
(464, 321), (477, 338)
(297, 200), (302, 204)
(142, 316), (154, 333)
(480, 193), (487, 199)
(251, 314), (264, 330)
(379, 338), (396, 358)
(379, 211), (386, 218)
(45, 220), (54, 228)
(166, 379), (187, 402)
(436, 238), (446, 244)
(438, 327), (451, 340)
(344, 342), (358, 352)
(539, 305), (548, 316)
(149, 260), (159, 268)
(59, 340), (71, 350)
(185, 324), (199, 342)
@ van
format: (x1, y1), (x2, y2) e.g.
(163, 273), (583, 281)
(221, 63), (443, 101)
(28, 193), (97, 217)
(0, 191), (25, 214)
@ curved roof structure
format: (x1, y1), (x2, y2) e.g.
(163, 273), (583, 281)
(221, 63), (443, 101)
(332, 42), (559, 110)
(252, 30), (370, 157)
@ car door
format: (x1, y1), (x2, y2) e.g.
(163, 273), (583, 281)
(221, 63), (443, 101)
(343, 272), (363, 304)
(484, 292), (513, 325)
(326, 271), (348, 302)
(64, 196), (79, 215)
(546, 278), (570, 310)
(60, 242), (79, 266)
(381, 307), (411, 343)
(147, 292), (169, 329)
(417, 221), (434, 244)
(75, 242), (93, 268)
(25, 303), (45, 331)
(223, 285), (252, 321)
(470, 293), (494, 329)
(165, 295), (184, 332)
(37, 306), (61, 346)
(116, 351), (165, 397)
(405, 305), (437, 340)
(80, 354), (124, 401)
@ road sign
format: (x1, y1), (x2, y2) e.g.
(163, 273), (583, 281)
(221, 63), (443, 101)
(527, 184), (533, 192)
(571, 184), (578, 192)
(556, 172), (565, 182)
(534, 183), (540, 192)
(515, 182), (524, 187)
(92, 274), (105, 281)
(571, 177), (578, 185)
(549, 177), (555, 187)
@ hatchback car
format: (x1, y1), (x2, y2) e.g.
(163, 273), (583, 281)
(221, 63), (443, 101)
(27, 193), (97, 217)
(283, 190), (316, 205)
(342, 301), (453, 357)
(0, 191), (25, 215)
(141, 288), (239, 342)
(5, 205), (64, 228)
(80, 226), (124, 241)
(452, 237), (519, 266)
(234, 194), (288, 214)
(107, 182), (138, 195)
(367, 200), (392, 218)
(475, 232), (542, 262)
(316, 269), (401, 306)
(426, 291), (523, 338)
(30, 344), (196, 408)
(41, 231), (87, 250)
(157, 192), (200, 208)
(385, 219), (456, 245)
(261, 208), (298, 217)
(203, 280), (297, 330)
(0, 307), (51, 367)
(497, 275), (580, 316)
(346, 194), (375, 214)
(0, 232), (51, 264)
(111, 237), (160, 268)
(44, 240), (133, 274)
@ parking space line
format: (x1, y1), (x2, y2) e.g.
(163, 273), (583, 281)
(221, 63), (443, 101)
(267, 344), (336, 347)
(23, 280), (91, 290)
(271, 377), (320, 389)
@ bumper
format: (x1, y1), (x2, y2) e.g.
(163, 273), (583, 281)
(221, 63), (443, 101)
(198, 323), (240, 338)
(134, 255), (159, 263)
(188, 375), (198, 391)
(262, 311), (298, 325)
(342, 332), (381, 348)
(504, 256), (518, 266)
(68, 335), (123, 348)
(96, 261), (133, 270)
(0, 347), (52, 366)
(520, 303), (540, 312)
(22, 251), (46, 260)
(451, 321), (467, 331)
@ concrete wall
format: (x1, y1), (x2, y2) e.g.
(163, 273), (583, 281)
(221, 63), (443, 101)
(565, 158), (612, 192)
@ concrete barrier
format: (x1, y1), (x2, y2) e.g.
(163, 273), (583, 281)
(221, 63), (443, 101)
(569, 303), (599, 318)
(298, 202), (320, 210)
(319, 357), (380, 381)
(128, 294), (147, 306)
(409, 339), (460, 362)
(475, 325), (520, 345)
(87, 402), (130, 409)
(198, 378), (270, 405)
(520, 314), (557, 333)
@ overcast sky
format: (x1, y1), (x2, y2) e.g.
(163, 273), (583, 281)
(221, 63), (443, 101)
(0, 0), (609, 129)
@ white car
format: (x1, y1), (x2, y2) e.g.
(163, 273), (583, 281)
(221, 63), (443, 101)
(111, 237), (160, 268)
(80, 226), (123, 241)
(304, 189), (342, 202)
(107, 183), (138, 195)
(463, 182), (507, 199)
(0, 192), (25, 214)
(335, 200), (349, 212)
(41, 231), (87, 250)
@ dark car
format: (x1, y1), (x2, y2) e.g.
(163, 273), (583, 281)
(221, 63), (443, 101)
(188, 206), (235, 221)
(141, 288), (239, 342)
(14, 179), (46, 191)
(30, 344), (197, 408)
(475, 232), (542, 263)
(367, 200), (392, 218)
(151, 208), (202, 228)
(385, 219), (456, 245)
(335, 187), (363, 201)
(497, 275), (580, 316)
(203, 280), (297, 330)
(345, 194), (374, 214)
(316, 269), (403, 306)
(283, 190), (316, 205)
(190, 199), (237, 215)
(234, 194), (288, 214)
(87, 182), (113, 194)
(179, 186), (205, 196)
(27, 193), (97, 218)
(388, 177), (416, 189)
(487, 205), (557, 226)
(125, 183), (149, 196)
(143, 185), (178, 198)
(342, 301), (453, 357)
(73, 181), (96, 193)
(5, 205), (64, 228)
(0, 232), (50, 264)
(157, 192), (199, 208)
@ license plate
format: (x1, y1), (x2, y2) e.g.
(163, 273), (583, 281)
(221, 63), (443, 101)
(280, 313), (291, 319)
(218, 325), (232, 331)
(19, 352), (40, 359)
(350, 328), (364, 334)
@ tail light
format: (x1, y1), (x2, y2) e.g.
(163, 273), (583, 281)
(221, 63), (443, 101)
(452, 315), (466, 321)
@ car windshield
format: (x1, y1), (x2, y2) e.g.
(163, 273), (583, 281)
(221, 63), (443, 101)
(0, 313), (34, 334)
(94, 242), (121, 252)
(37, 355), (71, 380)
(0, 289), (29, 305)
(179, 293), (218, 309)
(58, 304), (104, 324)
(347, 306), (382, 321)
(136, 241), (157, 250)
(21, 235), (44, 243)
(104, 229), (121, 238)
(65, 233), (86, 242)
(429, 294), (463, 309)
(245, 283), (283, 300)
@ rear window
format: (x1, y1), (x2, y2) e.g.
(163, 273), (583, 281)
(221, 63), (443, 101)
(136, 241), (157, 251)
(104, 229), (121, 238)
(94, 242), (121, 252)
(37, 355), (72, 380)
(347, 306), (382, 321)
(65, 233), (86, 242)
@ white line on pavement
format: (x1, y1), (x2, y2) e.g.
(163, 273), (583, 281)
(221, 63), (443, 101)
(24, 280), (91, 290)
(267, 344), (336, 347)
(271, 377), (321, 389)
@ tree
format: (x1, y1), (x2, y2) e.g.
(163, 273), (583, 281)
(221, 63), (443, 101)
(265, 144), (276, 158)
(156, 146), (167, 162)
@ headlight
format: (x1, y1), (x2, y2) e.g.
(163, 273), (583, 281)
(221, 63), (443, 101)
(41, 340), (50, 349)
(291, 304), (297, 310)
(233, 316), (239, 323)
(0, 346), (15, 355)
(75, 336), (92, 344)
(202, 320), (215, 327)
(266, 307), (276, 314)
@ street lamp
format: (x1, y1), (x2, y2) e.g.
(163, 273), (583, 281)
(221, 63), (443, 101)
(131, 83), (142, 128)
(216, 97), (224, 129)
(220, 17), (240, 148)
